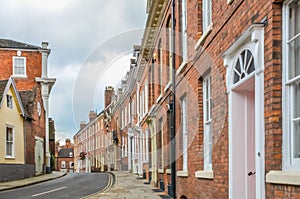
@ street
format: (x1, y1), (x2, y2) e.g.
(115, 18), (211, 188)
(0, 173), (111, 199)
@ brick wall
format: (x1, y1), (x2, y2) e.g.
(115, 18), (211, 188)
(0, 50), (42, 91)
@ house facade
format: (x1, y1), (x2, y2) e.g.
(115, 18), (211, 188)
(71, 0), (299, 197)
(134, 0), (300, 198)
(55, 139), (74, 172)
(0, 39), (56, 177)
(0, 78), (28, 182)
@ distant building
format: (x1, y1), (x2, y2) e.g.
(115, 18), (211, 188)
(55, 139), (74, 172)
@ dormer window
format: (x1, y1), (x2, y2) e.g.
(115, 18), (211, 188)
(7, 95), (13, 109)
(13, 56), (26, 77)
(69, 152), (73, 157)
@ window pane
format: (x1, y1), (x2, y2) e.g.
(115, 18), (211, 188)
(294, 82), (300, 118)
(294, 121), (300, 158)
(288, 1), (300, 79)
(6, 143), (12, 156)
(288, 36), (300, 79)
(14, 58), (25, 75)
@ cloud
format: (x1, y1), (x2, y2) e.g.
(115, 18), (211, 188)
(0, 0), (147, 144)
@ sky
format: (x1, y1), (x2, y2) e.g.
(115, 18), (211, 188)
(0, 0), (147, 144)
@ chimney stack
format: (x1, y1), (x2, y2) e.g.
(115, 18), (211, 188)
(80, 121), (86, 130)
(89, 111), (97, 122)
(104, 86), (114, 108)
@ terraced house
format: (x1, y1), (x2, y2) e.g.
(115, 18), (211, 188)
(0, 39), (56, 181)
(132, 0), (300, 198)
(73, 0), (299, 198)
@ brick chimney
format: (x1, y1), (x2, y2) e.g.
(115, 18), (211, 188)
(80, 121), (86, 130)
(89, 111), (97, 122)
(65, 138), (71, 148)
(104, 86), (114, 108)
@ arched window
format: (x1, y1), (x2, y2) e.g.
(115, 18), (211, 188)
(233, 49), (255, 84)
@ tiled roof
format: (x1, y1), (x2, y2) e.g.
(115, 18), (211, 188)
(19, 90), (35, 119)
(0, 39), (40, 50)
(0, 80), (8, 102)
(58, 148), (74, 158)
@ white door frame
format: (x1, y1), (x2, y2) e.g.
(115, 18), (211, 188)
(224, 24), (265, 199)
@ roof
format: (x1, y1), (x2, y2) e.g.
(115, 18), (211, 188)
(0, 39), (40, 50)
(19, 90), (35, 119)
(0, 78), (25, 117)
(0, 80), (9, 102)
(58, 148), (74, 158)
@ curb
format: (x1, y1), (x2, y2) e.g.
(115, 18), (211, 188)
(81, 172), (115, 199)
(0, 172), (67, 192)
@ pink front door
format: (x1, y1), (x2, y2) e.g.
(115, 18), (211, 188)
(231, 77), (256, 199)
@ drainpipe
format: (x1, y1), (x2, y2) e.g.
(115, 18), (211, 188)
(171, 0), (176, 198)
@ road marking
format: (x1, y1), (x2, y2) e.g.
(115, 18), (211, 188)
(32, 187), (66, 197)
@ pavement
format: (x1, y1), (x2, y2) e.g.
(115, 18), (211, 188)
(0, 171), (67, 191)
(86, 171), (172, 199)
(0, 171), (171, 199)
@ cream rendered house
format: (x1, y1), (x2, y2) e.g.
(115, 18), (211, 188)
(0, 78), (26, 181)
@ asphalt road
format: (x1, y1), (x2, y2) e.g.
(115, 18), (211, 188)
(0, 172), (111, 199)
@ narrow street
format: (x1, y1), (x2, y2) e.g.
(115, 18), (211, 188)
(0, 173), (110, 199)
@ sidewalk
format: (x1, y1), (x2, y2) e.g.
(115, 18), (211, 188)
(0, 171), (67, 191)
(87, 171), (172, 199)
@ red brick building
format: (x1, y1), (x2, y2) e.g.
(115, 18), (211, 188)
(91, 0), (299, 198)
(55, 139), (74, 172)
(0, 39), (56, 176)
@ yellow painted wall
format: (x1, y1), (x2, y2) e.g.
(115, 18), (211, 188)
(0, 86), (25, 164)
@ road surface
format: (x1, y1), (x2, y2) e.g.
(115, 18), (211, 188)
(0, 172), (111, 199)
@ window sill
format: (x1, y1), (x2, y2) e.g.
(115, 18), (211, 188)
(164, 81), (172, 92)
(176, 61), (188, 76)
(156, 94), (163, 103)
(195, 24), (213, 50)
(227, 0), (234, 4)
(166, 169), (171, 174)
(195, 170), (214, 179)
(5, 156), (15, 160)
(266, 170), (300, 185)
(177, 170), (188, 177)
(12, 75), (27, 78)
(158, 169), (164, 174)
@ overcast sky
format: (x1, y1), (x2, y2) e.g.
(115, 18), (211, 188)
(0, 0), (147, 144)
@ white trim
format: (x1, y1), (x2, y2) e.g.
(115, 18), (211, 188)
(166, 169), (171, 174)
(12, 56), (27, 77)
(266, 170), (300, 185)
(5, 125), (15, 158)
(177, 170), (188, 177)
(158, 169), (164, 174)
(224, 24), (265, 199)
(176, 60), (188, 75)
(156, 94), (163, 103)
(282, 0), (300, 170)
(164, 81), (172, 92)
(195, 170), (214, 179)
(195, 24), (213, 50)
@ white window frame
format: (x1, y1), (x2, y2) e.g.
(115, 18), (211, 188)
(283, 0), (300, 169)
(6, 95), (13, 109)
(181, 0), (188, 61)
(181, 96), (188, 171)
(168, 19), (173, 85)
(159, 42), (163, 95)
(61, 161), (66, 169)
(13, 56), (26, 77)
(203, 75), (212, 170)
(202, 0), (212, 35)
(5, 125), (14, 158)
(70, 161), (74, 168)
